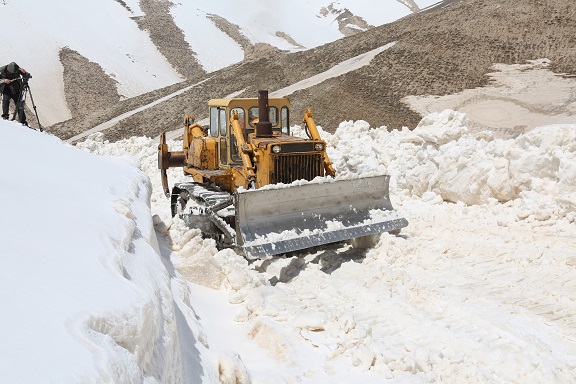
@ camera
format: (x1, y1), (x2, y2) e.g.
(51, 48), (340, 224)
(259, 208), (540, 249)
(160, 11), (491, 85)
(21, 72), (31, 85)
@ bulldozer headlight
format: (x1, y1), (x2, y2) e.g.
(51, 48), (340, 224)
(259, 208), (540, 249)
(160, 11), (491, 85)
(272, 145), (281, 154)
(314, 143), (324, 151)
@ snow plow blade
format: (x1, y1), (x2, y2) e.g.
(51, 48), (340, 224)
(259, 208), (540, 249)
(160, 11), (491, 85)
(235, 175), (408, 259)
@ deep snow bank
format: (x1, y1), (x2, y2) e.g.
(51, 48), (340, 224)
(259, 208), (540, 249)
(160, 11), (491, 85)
(0, 120), (214, 383)
(318, 109), (576, 222)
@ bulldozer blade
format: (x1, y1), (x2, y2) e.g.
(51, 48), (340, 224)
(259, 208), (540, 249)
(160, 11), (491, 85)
(235, 175), (408, 259)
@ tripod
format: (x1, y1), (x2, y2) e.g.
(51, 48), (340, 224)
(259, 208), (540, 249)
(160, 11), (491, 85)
(10, 75), (43, 132)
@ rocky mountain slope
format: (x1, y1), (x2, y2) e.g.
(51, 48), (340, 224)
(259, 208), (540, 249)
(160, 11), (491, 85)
(47, 0), (576, 141)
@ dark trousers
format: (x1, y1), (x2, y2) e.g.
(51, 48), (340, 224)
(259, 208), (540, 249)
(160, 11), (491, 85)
(2, 91), (27, 124)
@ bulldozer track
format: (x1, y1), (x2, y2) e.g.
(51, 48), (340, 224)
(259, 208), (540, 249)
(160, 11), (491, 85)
(172, 182), (235, 243)
(173, 182), (232, 211)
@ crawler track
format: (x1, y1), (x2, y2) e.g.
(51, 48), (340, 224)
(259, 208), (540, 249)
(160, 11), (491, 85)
(171, 182), (235, 247)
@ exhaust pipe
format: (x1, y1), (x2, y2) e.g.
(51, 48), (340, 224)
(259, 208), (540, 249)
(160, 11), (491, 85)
(255, 90), (273, 137)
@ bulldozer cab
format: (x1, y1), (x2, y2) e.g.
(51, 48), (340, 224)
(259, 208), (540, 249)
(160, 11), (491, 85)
(207, 97), (290, 167)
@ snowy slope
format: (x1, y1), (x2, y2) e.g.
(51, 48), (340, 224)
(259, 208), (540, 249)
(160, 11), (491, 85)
(169, 0), (438, 71)
(1, 0), (437, 126)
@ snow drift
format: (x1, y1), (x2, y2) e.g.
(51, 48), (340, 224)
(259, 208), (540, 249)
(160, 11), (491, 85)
(0, 119), (217, 383)
(321, 109), (576, 221)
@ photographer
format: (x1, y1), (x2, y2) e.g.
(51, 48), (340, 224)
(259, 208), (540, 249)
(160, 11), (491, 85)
(0, 62), (30, 126)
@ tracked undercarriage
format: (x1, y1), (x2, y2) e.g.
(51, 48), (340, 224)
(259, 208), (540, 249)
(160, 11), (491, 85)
(171, 182), (236, 249)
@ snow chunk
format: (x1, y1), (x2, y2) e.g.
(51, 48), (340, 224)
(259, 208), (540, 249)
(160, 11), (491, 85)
(413, 109), (469, 145)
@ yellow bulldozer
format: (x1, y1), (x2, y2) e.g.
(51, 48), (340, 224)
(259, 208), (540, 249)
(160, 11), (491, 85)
(158, 90), (407, 258)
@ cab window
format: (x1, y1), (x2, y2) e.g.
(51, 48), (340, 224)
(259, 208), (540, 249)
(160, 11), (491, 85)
(269, 107), (278, 127)
(230, 107), (246, 129)
(210, 107), (218, 137)
(248, 107), (259, 128)
(219, 109), (227, 136)
(230, 108), (244, 163)
(230, 134), (241, 162)
(281, 106), (289, 134)
(248, 106), (279, 128)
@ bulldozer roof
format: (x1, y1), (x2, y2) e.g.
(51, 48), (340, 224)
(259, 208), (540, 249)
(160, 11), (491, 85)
(208, 97), (290, 108)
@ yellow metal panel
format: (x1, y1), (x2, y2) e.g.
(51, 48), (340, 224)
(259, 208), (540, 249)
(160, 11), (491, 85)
(189, 137), (217, 169)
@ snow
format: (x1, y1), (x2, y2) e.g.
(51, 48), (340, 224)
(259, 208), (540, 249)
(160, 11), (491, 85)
(3, 1), (576, 382)
(16, 103), (568, 382)
(270, 42), (397, 99)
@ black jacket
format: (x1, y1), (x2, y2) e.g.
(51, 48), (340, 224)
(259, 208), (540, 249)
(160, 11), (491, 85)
(0, 63), (24, 95)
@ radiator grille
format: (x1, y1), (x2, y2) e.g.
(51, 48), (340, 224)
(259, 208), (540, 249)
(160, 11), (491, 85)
(272, 153), (324, 184)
